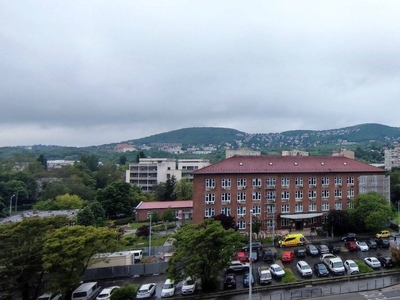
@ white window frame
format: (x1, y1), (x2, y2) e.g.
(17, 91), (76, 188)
(321, 190), (329, 199)
(238, 220), (246, 230)
(335, 202), (342, 210)
(295, 203), (303, 212)
(252, 192), (261, 202)
(237, 178), (247, 189)
(322, 203), (330, 211)
(252, 178), (262, 188)
(281, 191), (290, 201)
(334, 176), (342, 186)
(252, 206), (261, 216)
(205, 179), (215, 189)
(237, 192), (246, 203)
(308, 190), (317, 200)
(267, 191), (276, 201)
(281, 204), (290, 213)
(295, 177), (303, 187)
(237, 206), (246, 218)
(281, 219), (290, 226)
(266, 178), (276, 187)
(321, 177), (329, 186)
(347, 176), (354, 186)
(221, 207), (231, 216)
(309, 203), (317, 212)
(308, 177), (317, 187)
(281, 177), (290, 187)
(347, 189), (354, 199)
(334, 189), (342, 199)
(221, 193), (231, 204)
(205, 208), (215, 217)
(221, 178), (231, 189)
(295, 190), (303, 200)
(205, 193), (215, 204)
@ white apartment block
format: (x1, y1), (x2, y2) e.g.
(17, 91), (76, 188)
(282, 150), (309, 156)
(226, 149), (261, 159)
(126, 158), (210, 192)
(385, 148), (400, 170)
(359, 175), (391, 202)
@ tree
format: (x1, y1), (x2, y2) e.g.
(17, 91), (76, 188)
(89, 201), (105, 221)
(164, 176), (177, 201)
(211, 214), (237, 231)
(42, 226), (119, 299)
(110, 284), (139, 300)
(76, 207), (95, 226)
(0, 216), (70, 300)
(118, 155), (127, 166)
(252, 219), (262, 236)
(167, 218), (243, 292)
(135, 151), (146, 163)
(35, 193), (83, 211)
(150, 211), (160, 223)
(348, 192), (393, 232)
(173, 178), (193, 200)
(136, 225), (150, 238)
(80, 154), (99, 172)
(162, 208), (176, 223)
(37, 154), (48, 171)
(327, 210), (353, 235)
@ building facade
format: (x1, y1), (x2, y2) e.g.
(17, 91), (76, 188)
(126, 158), (210, 192)
(135, 200), (193, 221)
(192, 155), (388, 233)
(385, 147), (400, 170)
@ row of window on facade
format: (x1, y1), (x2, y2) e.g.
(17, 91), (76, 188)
(204, 189), (355, 204)
(204, 202), (352, 219)
(205, 176), (359, 189)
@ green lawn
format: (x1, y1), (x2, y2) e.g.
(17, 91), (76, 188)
(121, 233), (173, 250)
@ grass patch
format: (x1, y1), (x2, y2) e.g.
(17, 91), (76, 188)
(355, 259), (374, 274)
(120, 233), (173, 249)
(129, 221), (150, 229)
(282, 269), (299, 283)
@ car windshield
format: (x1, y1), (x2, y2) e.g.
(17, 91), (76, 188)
(318, 264), (327, 270)
(138, 289), (148, 294)
(349, 262), (357, 267)
(163, 284), (174, 289)
(359, 242), (367, 246)
(333, 262), (343, 268)
(185, 279), (195, 285)
(310, 246), (317, 251)
(274, 266), (283, 272)
(98, 294), (109, 298)
(302, 265), (310, 270)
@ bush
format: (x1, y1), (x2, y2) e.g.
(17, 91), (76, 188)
(113, 216), (135, 226)
(355, 260), (373, 273)
(281, 269), (298, 283)
(110, 284), (139, 300)
(389, 222), (399, 230)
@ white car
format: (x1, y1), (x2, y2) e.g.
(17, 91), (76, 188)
(356, 241), (369, 251)
(269, 264), (285, 278)
(161, 279), (175, 298)
(364, 257), (381, 269)
(344, 260), (359, 275)
(181, 277), (197, 295)
(136, 283), (156, 299)
(296, 261), (312, 277)
(96, 286), (120, 300)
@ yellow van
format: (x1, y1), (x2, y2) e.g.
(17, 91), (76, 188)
(278, 234), (305, 247)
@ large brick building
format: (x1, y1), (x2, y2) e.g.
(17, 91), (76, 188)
(192, 155), (388, 233)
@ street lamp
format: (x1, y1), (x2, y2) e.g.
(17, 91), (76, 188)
(9, 194), (16, 215)
(149, 213), (152, 256)
(15, 190), (22, 213)
(249, 209), (253, 300)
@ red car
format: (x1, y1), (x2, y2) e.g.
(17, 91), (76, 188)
(281, 251), (294, 262)
(345, 241), (358, 252)
(236, 251), (248, 263)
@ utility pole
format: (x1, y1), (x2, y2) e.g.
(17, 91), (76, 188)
(149, 213), (152, 256)
(249, 209), (253, 300)
(9, 194), (15, 215)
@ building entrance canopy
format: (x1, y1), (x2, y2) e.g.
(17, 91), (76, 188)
(280, 213), (323, 219)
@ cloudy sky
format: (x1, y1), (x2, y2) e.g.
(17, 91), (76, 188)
(1, 1), (400, 147)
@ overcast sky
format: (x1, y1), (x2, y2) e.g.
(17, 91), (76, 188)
(1, 1), (400, 147)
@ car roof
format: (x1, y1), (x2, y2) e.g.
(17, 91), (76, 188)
(298, 260), (309, 266)
(101, 286), (119, 293)
(270, 263), (280, 268)
(140, 283), (155, 289)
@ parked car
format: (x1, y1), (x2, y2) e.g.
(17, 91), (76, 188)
(366, 240), (377, 250)
(269, 264), (285, 278)
(377, 257), (394, 268)
(38, 292), (62, 300)
(258, 266), (272, 284)
(356, 241), (369, 251)
(136, 283), (156, 299)
(306, 245), (319, 256)
(344, 260), (359, 275)
(226, 261), (250, 273)
(364, 257), (381, 269)
(375, 238), (390, 248)
(97, 286), (120, 300)
(294, 248), (306, 258)
(313, 262), (329, 277)
(223, 274), (237, 289)
(181, 277), (197, 295)
(328, 244), (341, 254)
(243, 271), (255, 287)
(296, 261), (312, 277)
(263, 248), (274, 262)
(236, 251), (247, 263)
(345, 241), (358, 252)
(341, 233), (357, 242)
(243, 241), (263, 251)
(161, 279), (175, 298)
(317, 244), (330, 254)
(249, 251), (259, 262)
(281, 251), (294, 262)
(376, 230), (391, 238)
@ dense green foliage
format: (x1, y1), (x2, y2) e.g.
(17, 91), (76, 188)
(110, 285), (139, 300)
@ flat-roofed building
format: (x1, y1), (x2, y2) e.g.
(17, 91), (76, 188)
(135, 200), (193, 221)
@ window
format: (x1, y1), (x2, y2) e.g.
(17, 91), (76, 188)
(221, 178), (231, 189)
(295, 177), (303, 187)
(281, 191), (290, 201)
(295, 203), (303, 212)
(237, 192), (246, 203)
(310, 218), (317, 224)
(237, 206), (246, 217)
(347, 176), (354, 186)
(267, 219), (276, 231)
(237, 178), (247, 189)
(205, 193), (215, 204)
(295, 190), (303, 200)
(205, 179), (215, 189)
(322, 203), (330, 211)
(334, 189), (342, 199)
(281, 177), (290, 187)
(321, 190), (329, 199)
(308, 177), (317, 187)
(238, 221), (246, 230)
(308, 190), (317, 200)
(335, 202), (342, 210)
(321, 177), (329, 186)
(281, 219), (290, 226)
(205, 208), (215, 217)
(252, 178), (262, 188)
(252, 206), (261, 216)
(281, 204), (290, 213)
(371, 176), (377, 184)
(347, 201), (354, 209)
(221, 207), (231, 216)
(309, 203), (317, 212)
(266, 205), (276, 214)
(266, 178), (276, 187)
(252, 192), (261, 202)
(267, 191), (276, 201)
(347, 189), (354, 199)
(334, 177), (342, 186)
(221, 193), (231, 204)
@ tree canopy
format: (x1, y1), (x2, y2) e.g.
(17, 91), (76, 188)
(167, 218), (243, 292)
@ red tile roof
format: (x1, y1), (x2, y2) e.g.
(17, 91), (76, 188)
(193, 155), (385, 174)
(135, 200), (193, 210)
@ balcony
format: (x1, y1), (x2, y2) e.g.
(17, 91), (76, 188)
(253, 185), (262, 189)
(238, 185), (247, 190)
(335, 196), (342, 200)
(267, 198), (276, 202)
(221, 200), (231, 205)
(309, 197), (316, 201)
(237, 200), (246, 204)
(252, 198), (261, 203)
(221, 186), (231, 190)
(205, 201), (215, 205)
(266, 184), (276, 189)
(309, 184), (317, 188)
(205, 186), (215, 191)
(295, 184), (303, 188)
